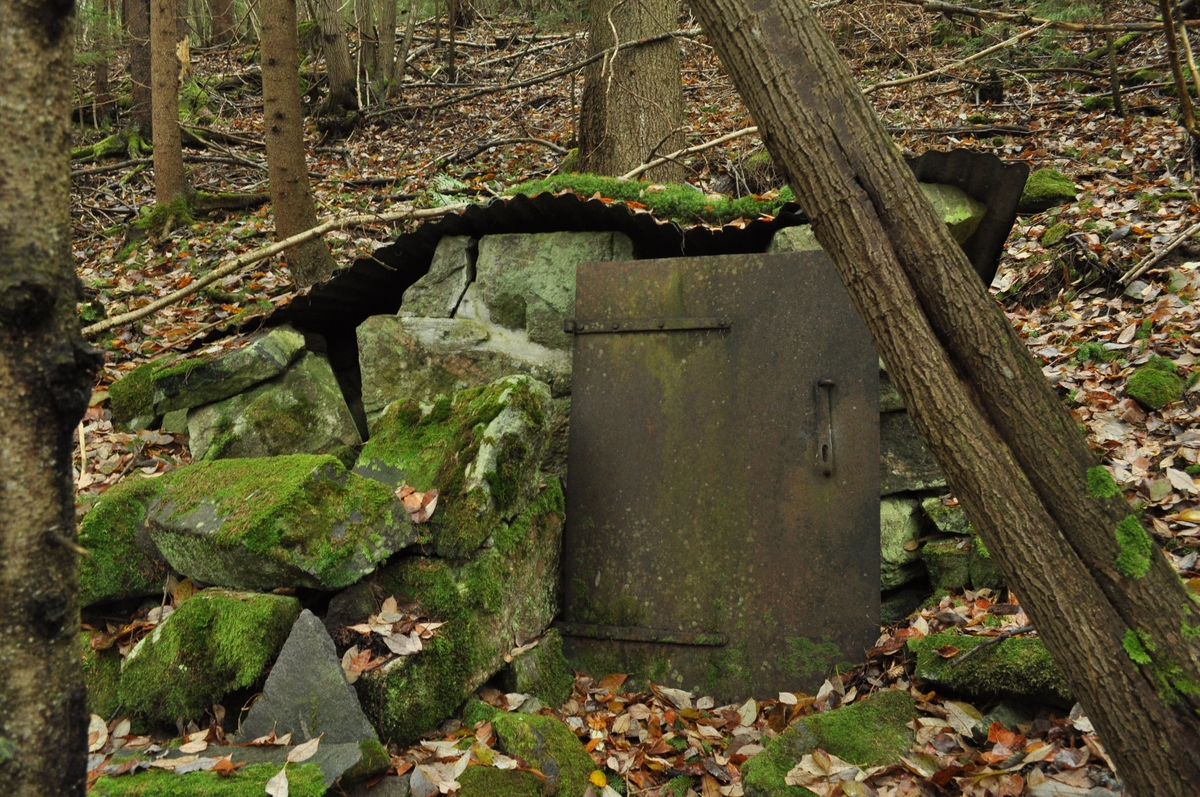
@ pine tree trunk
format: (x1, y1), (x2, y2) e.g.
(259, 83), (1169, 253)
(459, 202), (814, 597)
(315, 0), (358, 115)
(151, 0), (187, 201)
(0, 3), (102, 794)
(211, 0), (235, 44)
(686, 0), (1200, 793)
(261, 0), (337, 286)
(125, 0), (153, 135)
(577, 0), (685, 181)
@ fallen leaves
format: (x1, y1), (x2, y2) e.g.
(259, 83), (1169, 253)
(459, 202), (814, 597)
(397, 484), (439, 523)
(339, 595), (444, 682)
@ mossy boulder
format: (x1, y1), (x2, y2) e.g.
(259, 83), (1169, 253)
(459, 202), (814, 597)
(921, 537), (973, 591)
(90, 762), (327, 796)
(921, 497), (972, 537)
(459, 766), (545, 796)
(81, 630), (123, 718)
(909, 632), (1072, 706)
(187, 352), (363, 465)
(496, 628), (575, 708)
(146, 454), (416, 591)
(1019, 168), (1076, 212)
(355, 480), (565, 744)
(465, 702), (596, 797)
(79, 475), (173, 607)
(355, 375), (554, 558)
(118, 589), (300, 723)
(742, 689), (916, 796)
(1126, 358), (1184, 410)
(968, 537), (1003, 590)
(767, 225), (822, 253)
(880, 497), (923, 590)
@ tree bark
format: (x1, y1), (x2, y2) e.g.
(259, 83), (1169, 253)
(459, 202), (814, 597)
(315, 0), (359, 115)
(391, 0), (417, 97)
(686, 0), (1200, 794)
(211, 0), (235, 44)
(1103, 0), (1125, 115)
(261, 0), (337, 286)
(125, 0), (153, 135)
(151, 0), (187, 202)
(445, 0), (458, 82)
(356, 0), (377, 80)
(376, 0), (397, 95)
(577, 0), (685, 181)
(0, 2), (102, 794)
(93, 0), (116, 126)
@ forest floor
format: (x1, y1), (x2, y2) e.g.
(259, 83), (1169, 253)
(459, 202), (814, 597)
(72, 3), (1200, 795)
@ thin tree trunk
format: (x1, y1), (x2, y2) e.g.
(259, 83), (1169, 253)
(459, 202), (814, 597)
(94, 0), (115, 126)
(1161, 0), (1199, 136)
(315, 0), (359, 115)
(356, 0), (377, 79)
(0, 3), (102, 794)
(445, 0), (457, 82)
(261, 0), (337, 285)
(376, 0), (396, 94)
(211, 0), (235, 44)
(390, 0), (417, 97)
(1104, 0), (1125, 115)
(687, 0), (1200, 793)
(126, 0), (153, 135)
(577, 0), (685, 181)
(151, 0), (187, 201)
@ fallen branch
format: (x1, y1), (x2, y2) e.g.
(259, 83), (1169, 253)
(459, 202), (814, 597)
(1118, 218), (1200, 285)
(449, 136), (569, 164)
(884, 124), (1033, 135)
(82, 203), (470, 338)
(371, 29), (704, 119)
(864, 23), (1050, 94)
(949, 625), (1035, 668)
(619, 126), (761, 181)
(904, 0), (1199, 32)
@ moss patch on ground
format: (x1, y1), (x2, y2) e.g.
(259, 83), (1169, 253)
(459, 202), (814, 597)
(741, 690), (916, 796)
(1019, 168), (1076, 212)
(79, 475), (172, 606)
(118, 589), (300, 723)
(909, 632), (1073, 706)
(506, 173), (796, 225)
(1126, 358), (1184, 409)
(90, 762), (325, 796)
(1041, 222), (1071, 246)
(148, 454), (412, 590)
(458, 765), (544, 796)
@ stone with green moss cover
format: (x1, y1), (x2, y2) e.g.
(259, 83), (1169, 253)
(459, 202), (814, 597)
(1126, 359), (1184, 410)
(921, 537), (973, 590)
(464, 702), (596, 797)
(118, 589), (300, 723)
(497, 628), (575, 708)
(742, 689), (916, 797)
(458, 766), (544, 797)
(355, 479), (565, 743)
(90, 763), (326, 796)
(1019, 168), (1077, 212)
(145, 454), (415, 590)
(909, 632), (1072, 706)
(81, 630), (123, 718)
(1041, 222), (1071, 247)
(187, 352), (362, 465)
(79, 475), (173, 606)
(355, 375), (553, 558)
(880, 498), (923, 590)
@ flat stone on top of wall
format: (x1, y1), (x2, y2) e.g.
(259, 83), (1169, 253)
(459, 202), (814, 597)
(400, 236), (477, 319)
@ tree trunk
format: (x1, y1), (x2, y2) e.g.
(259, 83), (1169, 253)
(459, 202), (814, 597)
(315, 0), (359, 115)
(211, 0), (235, 44)
(390, 0), (417, 97)
(0, 3), (102, 795)
(686, 0), (1200, 794)
(445, 0), (457, 82)
(376, 0), (397, 95)
(1161, 0), (1199, 136)
(261, 0), (337, 286)
(151, 0), (187, 202)
(93, 0), (115, 126)
(125, 0), (153, 135)
(577, 0), (685, 181)
(1103, 0), (1125, 115)
(356, 0), (377, 80)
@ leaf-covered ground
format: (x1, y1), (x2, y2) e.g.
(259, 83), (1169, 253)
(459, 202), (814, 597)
(74, 3), (1200, 794)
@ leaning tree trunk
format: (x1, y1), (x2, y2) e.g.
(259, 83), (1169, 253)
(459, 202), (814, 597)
(686, 0), (1200, 794)
(577, 0), (685, 181)
(125, 0), (153, 135)
(150, 0), (187, 202)
(261, 0), (337, 286)
(211, 0), (235, 44)
(314, 0), (359, 115)
(0, 3), (102, 795)
(390, 0), (417, 97)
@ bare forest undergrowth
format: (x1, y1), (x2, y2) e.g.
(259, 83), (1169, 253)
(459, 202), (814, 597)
(71, 2), (1200, 795)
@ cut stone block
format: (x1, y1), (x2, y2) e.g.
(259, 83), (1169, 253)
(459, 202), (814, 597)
(909, 632), (1073, 706)
(922, 496), (973, 536)
(401, 235), (476, 318)
(921, 536), (973, 591)
(880, 411), (946, 495)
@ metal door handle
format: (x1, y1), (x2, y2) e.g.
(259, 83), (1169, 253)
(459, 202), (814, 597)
(816, 379), (835, 476)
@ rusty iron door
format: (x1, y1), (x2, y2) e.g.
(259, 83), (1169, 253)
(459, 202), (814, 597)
(559, 252), (879, 702)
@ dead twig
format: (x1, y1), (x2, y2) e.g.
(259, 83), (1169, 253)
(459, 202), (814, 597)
(449, 136), (569, 164)
(619, 126), (761, 181)
(906, 0), (1200, 32)
(1118, 218), (1200, 285)
(949, 625), (1035, 668)
(81, 203), (470, 338)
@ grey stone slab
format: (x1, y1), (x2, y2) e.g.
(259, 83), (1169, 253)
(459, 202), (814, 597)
(880, 497), (924, 590)
(401, 236), (477, 319)
(880, 411), (946, 495)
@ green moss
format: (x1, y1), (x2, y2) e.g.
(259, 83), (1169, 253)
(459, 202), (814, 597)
(1081, 96), (1113, 111)
(909, 633), (1072, 706)
(1183, 621), (1200, 640)
(79, 475), (172, 606)
(109, 363), (157, 428)
(665, 775), (695, 797)
(1130, 69), (1162, 84)
(342, 738), (391, 783)
(1115, 515), (1154, 579)
(558, 148), (579, 174)
(1041, 222), (1071, 246)
(136, 195), (195, 234)
(1136, 318), (1155, 340)
(81, 630), (123, 718)
(1087, 465), (1122, 499)
(1126, 363), (1184, 409)
(90, 762), (325, 796)
(1020, 168), (1076, 210)
(151, 455), (404, 589)
(501, 627), (575, 708)
(1123, 628), (1153, 665)
(506, 173), (796, 225)
(491, 712), (596, 797)
(118, 589), (300, 723)
(776, 636), (842, 680)
(742, 690), (915, 795)
(458, 764), (544, 796)
(922, 538), (973, 590)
